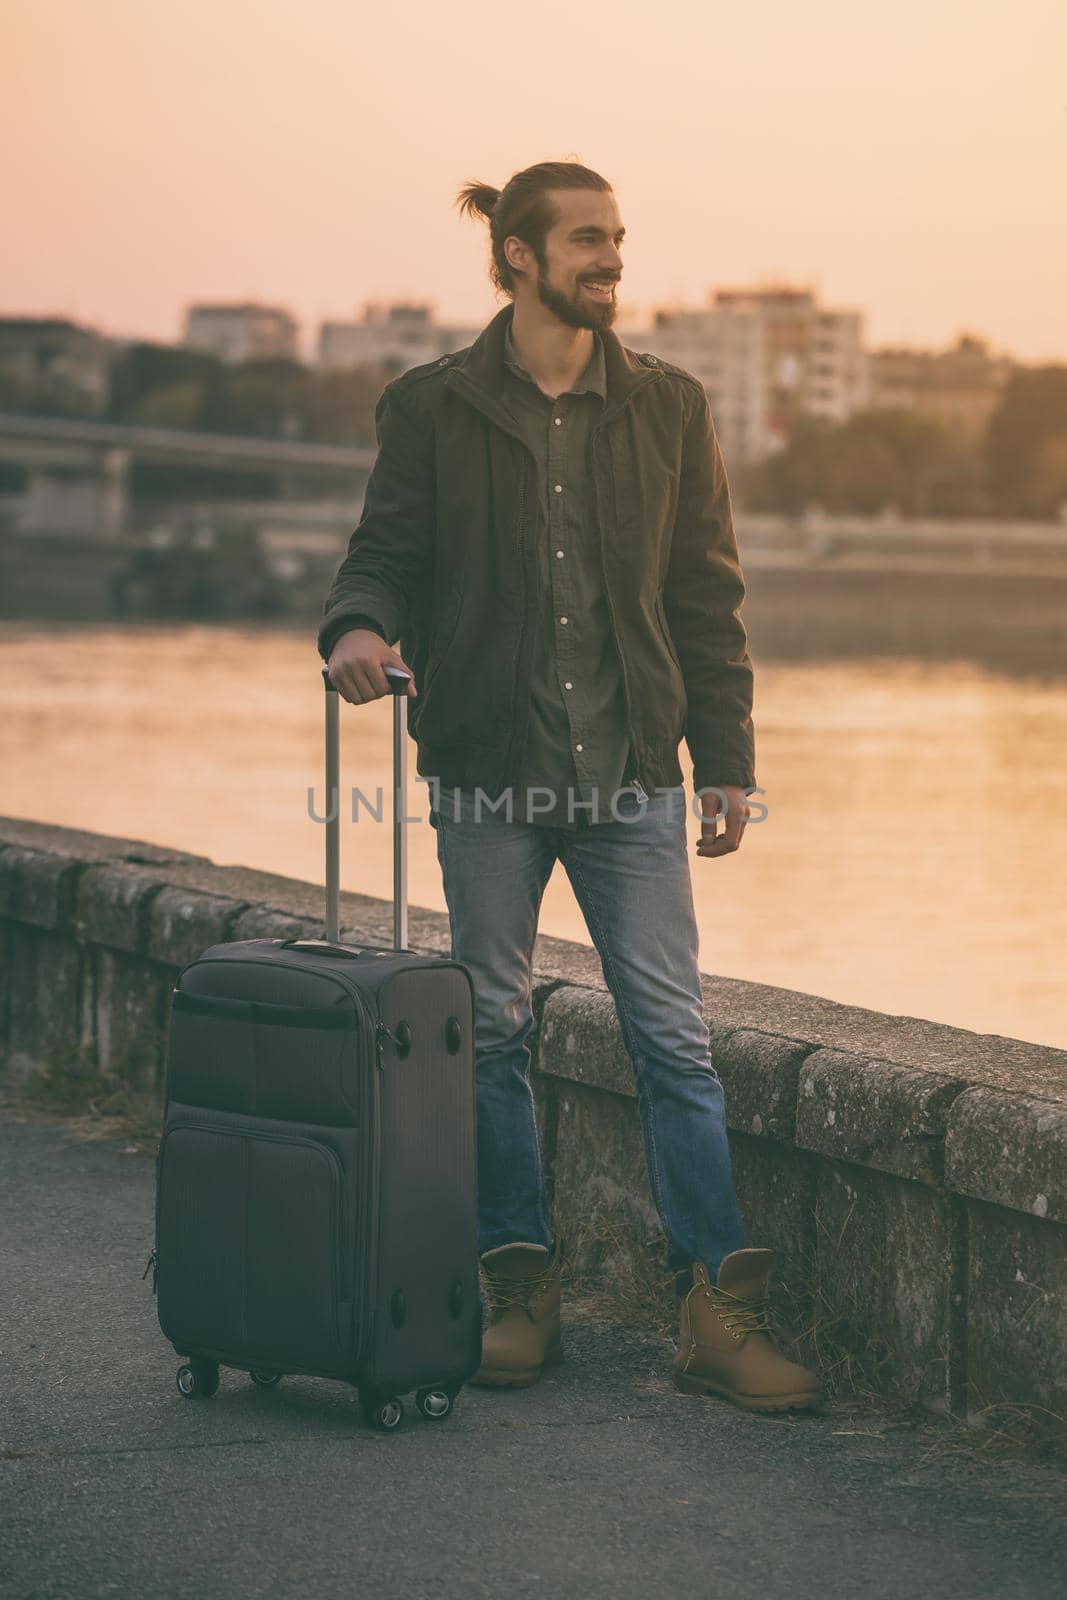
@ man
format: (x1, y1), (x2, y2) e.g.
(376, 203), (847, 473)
(319, 160), (821, 1414)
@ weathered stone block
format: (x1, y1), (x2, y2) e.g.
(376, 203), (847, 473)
(0, 816), (207, 869)
(528, 980), (567, 1137)
(89, 949), (167, 1089)
(812, 1161), (959, 1408)
(537, 986), (634, 1098)
(945, 1087), (1067, 1224)
(964, 1202), (1067, 1427)
(714, 1028), (810, 1141)
(0, 847), (82, 932)
(796, 1048), (965, 1183)
(229, 906), (322, 944)
(146, 887), (246, 971)
(966, 1203), (1067, 1427)
(0, 919), (12, 1055)
(4, 926), (84, 1080)
(75, 864), (167, 955)
(550, 1081), (660, 1281)
(727, 1132), (819, 1331)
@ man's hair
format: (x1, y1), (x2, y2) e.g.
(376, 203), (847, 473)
(455, 159), (612, 298)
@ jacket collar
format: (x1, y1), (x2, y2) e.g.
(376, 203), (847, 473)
(445, 303), (660, 431)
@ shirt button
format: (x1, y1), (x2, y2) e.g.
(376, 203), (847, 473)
(554, 417), (562, 426)
(554, 484), (563, 493)
(575, 743), (583, 753)
(559, 616), (568, 624)
(564, 681), (573, 690)
(555, 549), (564, 558)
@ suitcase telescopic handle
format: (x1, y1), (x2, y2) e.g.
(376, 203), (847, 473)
(320, 664), (411, 952)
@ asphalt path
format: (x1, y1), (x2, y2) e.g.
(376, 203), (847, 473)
(2, 1117), (1064, 1600)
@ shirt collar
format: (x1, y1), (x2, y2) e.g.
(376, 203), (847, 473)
(503, 313), (606, 400)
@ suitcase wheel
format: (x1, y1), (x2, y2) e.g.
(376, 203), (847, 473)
(359, 1389), (405, 1432)
(415, 1387), (455, 1421)
(249, 1371), (283, 1389)
(176, 1359), (219, 1399)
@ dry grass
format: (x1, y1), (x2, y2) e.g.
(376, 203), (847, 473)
(551, 1193), (1067, 1465)
(914, 1399), (1067, 1467)
(6, 1048), (162, 1151)
(771, 1199), (901, 1411)
(553, 1200), (679, 1337)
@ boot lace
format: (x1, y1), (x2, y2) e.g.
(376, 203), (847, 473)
(481, 1251), (567, 1317)
(709, 1285), (772, 1339)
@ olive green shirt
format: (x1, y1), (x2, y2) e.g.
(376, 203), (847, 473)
(489, 316), (639, 828)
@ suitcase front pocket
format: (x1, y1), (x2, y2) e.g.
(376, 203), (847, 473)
(167, 988), (363, 1125)
(157, 1121), (352, 1373)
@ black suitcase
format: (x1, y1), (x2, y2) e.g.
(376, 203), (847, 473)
(150, 666), (481, 1432)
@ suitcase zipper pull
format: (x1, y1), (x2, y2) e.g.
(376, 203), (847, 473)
(376, 1019), (411, 1063)
(142, 1247), (157, 1294)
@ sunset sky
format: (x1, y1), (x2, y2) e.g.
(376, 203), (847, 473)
(3, 0), (1065, 361)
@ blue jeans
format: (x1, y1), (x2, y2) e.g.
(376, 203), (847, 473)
(428, 782), (746, 1281)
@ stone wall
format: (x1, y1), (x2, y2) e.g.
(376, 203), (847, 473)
(1, 814), (1064, 1433)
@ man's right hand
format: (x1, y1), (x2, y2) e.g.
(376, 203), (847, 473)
(326, 629), (418, 705)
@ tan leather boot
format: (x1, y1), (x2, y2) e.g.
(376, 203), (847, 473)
(471, 1238), (564, 1388)
(672, 1248), (822, 1413)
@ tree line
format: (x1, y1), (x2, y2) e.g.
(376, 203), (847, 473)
(738, 366), (1067, 521)
(2, 341), (1066, 521)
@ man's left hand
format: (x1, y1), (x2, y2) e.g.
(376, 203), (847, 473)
(695, 786), (749, 858)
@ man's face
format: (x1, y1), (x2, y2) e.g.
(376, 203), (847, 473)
(527, 189), (626, 332)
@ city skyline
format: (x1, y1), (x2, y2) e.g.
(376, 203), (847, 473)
(0, 288), (1034, 368)
(3, 1), (1065, 362)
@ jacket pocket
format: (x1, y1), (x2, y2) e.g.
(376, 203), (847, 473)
(654, 592), (683, 675)
(423, 589), (464, 697)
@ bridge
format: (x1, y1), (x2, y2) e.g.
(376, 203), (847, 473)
(0, 412), (375, 536)
(2, 410), (1065, 575)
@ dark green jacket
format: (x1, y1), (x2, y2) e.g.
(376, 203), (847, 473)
(318, 303), (756, 797)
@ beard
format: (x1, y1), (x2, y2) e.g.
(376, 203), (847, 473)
(535, 257), (619, 332)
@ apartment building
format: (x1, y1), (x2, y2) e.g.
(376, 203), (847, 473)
(183, 303), (299, 365)
(648, 285), (869, 462)
(869, 333), (1013, 441)
(318, 302), (484, 377)
(0, 317), (110, 406)
(647, 303), (768, 463)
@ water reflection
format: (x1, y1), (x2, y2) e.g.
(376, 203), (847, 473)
(1, 623), (1063, 1048)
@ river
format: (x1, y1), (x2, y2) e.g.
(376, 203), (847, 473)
(1, 622), (1064, 1049)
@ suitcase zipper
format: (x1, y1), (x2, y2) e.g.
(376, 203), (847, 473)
(375, 1020), (393, 1065)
